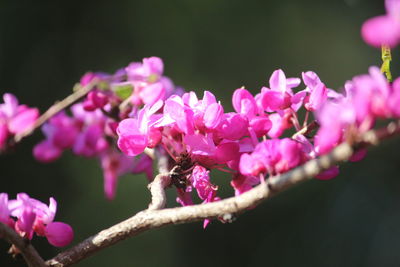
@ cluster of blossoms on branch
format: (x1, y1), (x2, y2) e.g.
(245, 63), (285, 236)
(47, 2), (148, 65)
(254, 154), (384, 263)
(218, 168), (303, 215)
(0, 193), (73, 247)
(32, 57), (183, 200)
(0, 0), (399, 253)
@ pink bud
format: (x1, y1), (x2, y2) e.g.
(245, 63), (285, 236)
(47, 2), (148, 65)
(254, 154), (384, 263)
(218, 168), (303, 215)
(45, 222), (74, 247)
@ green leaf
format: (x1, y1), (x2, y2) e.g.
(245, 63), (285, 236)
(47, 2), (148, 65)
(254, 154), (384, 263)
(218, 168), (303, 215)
(113, 84), (133, 100)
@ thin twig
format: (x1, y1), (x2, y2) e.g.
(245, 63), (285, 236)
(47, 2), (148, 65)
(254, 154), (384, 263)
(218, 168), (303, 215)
(0, 223), (46, 267)
(292, 120), (319, 139)
(147, 147), (172, 210)
(13, 80), (98, 143)
(45, 121), (400, 267)
(147, 173), (170, 210)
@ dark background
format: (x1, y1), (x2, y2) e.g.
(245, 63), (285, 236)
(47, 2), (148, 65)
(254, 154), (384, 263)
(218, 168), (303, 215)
(2, 0), (400, 266)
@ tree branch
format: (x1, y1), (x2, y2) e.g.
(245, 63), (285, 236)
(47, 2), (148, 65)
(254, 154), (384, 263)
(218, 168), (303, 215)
(0, 222), (46, 267)
(45, 121), (400, 267)
(13, 80), (98, 143)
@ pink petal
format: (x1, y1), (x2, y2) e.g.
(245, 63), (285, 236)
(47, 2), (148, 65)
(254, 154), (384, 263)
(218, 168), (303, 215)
(215, 142), (240, 164)
(8, 108), (39, 134)
(204, 103), (224, 129)
(0, 122), (8, 149)
(184, 134), (216, 156)
(305, 83), (327, 111)
(261, 90), (291, 111)
(144, 56), (164, 76)
(269, 69), (286, 92)
(140, 82), (166, 106)
(117, 118), (141, 136)
(302, 71), (321, 88)
(1, 93), (19, 117)
(117, 134), (148, 156)
(202, 91), (217, 107)
(249, 117), (272, 137)
(217, 113), (248, 140)
(0, 193), (10, 224)
(232, 88), (257, 117)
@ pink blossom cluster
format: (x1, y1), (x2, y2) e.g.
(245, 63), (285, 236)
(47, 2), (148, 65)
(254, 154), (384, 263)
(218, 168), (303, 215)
(362, 0), (400, 48)
(0, 93), (39, 150)
(0, 193), (73, 247)
(116, 64), (400, 215)
(33, 57), (180, 200)
(315, 66), (400, 154)
(116, 69), (341, 205)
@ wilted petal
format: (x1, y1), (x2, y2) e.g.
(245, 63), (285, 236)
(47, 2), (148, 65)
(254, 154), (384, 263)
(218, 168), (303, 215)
(315, 166), (340, 180)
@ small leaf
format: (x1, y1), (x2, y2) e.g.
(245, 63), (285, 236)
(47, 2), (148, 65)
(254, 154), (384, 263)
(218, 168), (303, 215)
(113, 84), (133, 100)
(97, 81), (110, 91)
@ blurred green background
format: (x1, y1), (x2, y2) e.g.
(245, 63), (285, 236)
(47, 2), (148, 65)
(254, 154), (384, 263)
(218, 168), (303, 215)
(2, 0), (400, 266)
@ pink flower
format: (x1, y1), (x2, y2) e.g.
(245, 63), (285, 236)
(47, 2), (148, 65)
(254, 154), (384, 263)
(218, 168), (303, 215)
(259, 69), (301, 112)
(301, 71), (328, 112)
(155, 95), (194, 135)
(0, 93), (39, 149)
(314, 99), (355, 154)
(126, 57), (164, 82)
(33, 112), (80, 162)
(232, 88), (258, 118)
(117, 101), (163, 156)
(83, 90), (108, 111)
(123, 57), (178, 106)
(189, 166), (220, 228)
(239, 138), (305, 176)
(73, 124), (109, 157)
(267, 111), (292, 138)
(361, 0), (400, 48)
(6, 193), (73, 247)
(217, 113), (248, 140)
